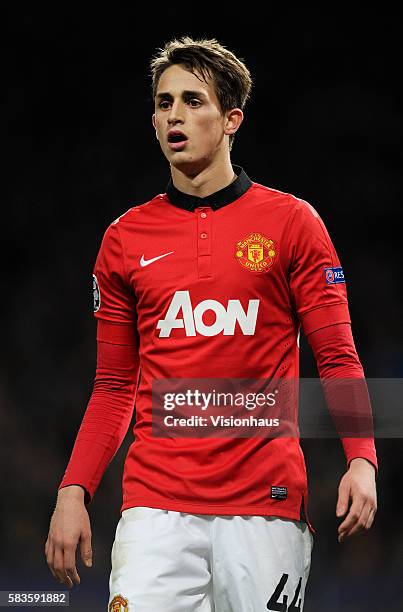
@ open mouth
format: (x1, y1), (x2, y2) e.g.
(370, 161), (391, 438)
(167, 131), (188, 150)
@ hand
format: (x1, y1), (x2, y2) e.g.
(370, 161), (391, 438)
(45, 486), (93, 589)
(336, 457), (377, 543)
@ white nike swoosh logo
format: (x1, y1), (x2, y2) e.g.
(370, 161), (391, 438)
(140, 251), (174, 267)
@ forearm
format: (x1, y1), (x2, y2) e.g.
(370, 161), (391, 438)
(59, 333), (140, 502)
(307, 322), (378, 475)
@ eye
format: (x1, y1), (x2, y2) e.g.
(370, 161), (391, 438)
(159, 101), (171, 110)
(188, 99), (201, 107)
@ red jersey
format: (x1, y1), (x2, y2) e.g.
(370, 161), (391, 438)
(61, 165), (377, 530)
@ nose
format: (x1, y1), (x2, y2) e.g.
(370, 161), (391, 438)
(167, 100), (184, 125)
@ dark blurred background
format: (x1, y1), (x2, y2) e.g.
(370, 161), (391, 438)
(1, 8), (402, 611)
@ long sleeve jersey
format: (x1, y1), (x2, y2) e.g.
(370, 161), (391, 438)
(59, 165), (378, 532)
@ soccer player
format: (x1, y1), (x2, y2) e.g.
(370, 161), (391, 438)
(45, 37), (378, 611)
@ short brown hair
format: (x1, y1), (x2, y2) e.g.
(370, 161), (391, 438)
(150, 36), (253, 151)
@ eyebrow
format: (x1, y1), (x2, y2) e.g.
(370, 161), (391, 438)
(156, 90), (208, 100)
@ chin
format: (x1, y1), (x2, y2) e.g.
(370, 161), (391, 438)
(169, 153), (210, 174)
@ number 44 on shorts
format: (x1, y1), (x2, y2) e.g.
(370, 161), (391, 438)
(267, 573), (302, 611)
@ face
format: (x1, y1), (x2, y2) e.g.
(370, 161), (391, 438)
(152, 64), (242, 173)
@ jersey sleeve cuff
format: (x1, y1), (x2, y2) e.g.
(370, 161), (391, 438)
(342, 438), (379, 478)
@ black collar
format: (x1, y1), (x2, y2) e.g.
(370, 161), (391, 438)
(165, 164), (252, 211)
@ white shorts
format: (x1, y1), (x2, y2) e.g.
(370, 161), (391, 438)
(108, 507), (313, 612)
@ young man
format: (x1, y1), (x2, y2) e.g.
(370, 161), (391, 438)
(45, 37), (378, 611)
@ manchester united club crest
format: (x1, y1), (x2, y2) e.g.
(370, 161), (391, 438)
(235, 233), (276, 273)
(109, 594), (128, 612)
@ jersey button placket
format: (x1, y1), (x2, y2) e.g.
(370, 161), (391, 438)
(196, 207), (212, 278)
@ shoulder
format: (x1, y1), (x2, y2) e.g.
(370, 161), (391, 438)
(250, 182), (319, 217)
(107, 194), (163, 228)
(96, 194), (163, 254)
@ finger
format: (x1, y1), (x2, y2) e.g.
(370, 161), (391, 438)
(338, 499), (364, 541)
(63, 546), (81, 586)
(364, 507), (376, 530)
(46, 541), (58, 582)
(80, 532), (93, 568)
(53, 545), (73, 589)
(336, 481), (350, 517)
(343, 503), (372, 539)
(338, 495), (364, 532)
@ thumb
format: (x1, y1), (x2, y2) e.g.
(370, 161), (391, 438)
(336, 479), (350, 517)
(80, 533), (93, 567)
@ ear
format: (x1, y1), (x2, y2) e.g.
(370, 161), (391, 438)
(224, 108), (244, 136)
(152, 114), (159, 140)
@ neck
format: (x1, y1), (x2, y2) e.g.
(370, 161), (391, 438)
(170, 153), (236, 198)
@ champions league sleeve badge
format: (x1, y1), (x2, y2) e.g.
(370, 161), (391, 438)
(324, 266), (345, 284)
(93, 274), (101, 312)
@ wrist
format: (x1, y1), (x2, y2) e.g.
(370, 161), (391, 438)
(349, 457), (376, 473)
(57, 484), (86, 500)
